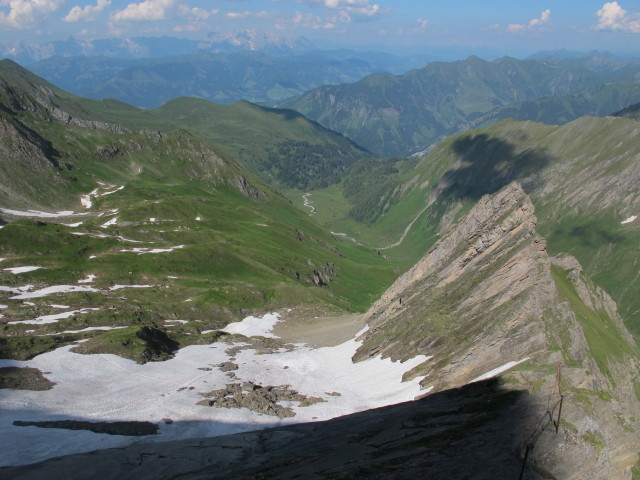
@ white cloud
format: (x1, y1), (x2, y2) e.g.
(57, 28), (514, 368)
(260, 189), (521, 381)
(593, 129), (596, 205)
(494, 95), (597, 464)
(177, 4), (209, 20)
(529, 9), (550, 27)
(288, 10), (334, 29)
(395, 18), (429, 36)
(226, 10), (270, 19)
(279, 0), (384, 22)
(110, 0), (176, 22)
(506, 23), (525, 33)
(596, 1), (640, 32)
(172, 6), (216, 32)
(507, 9), (551, 34)
(64, 0), (111, 22)
(0, 0), (65, 29)
(416, 18), (428, 31)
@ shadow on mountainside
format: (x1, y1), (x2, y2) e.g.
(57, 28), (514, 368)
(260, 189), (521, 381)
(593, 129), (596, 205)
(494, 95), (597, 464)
(438, 131), (550, 202)
(1, 379), (553, 480)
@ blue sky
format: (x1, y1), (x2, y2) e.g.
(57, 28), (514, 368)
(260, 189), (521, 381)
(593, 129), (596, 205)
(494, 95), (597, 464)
(1, 0), (640, 56)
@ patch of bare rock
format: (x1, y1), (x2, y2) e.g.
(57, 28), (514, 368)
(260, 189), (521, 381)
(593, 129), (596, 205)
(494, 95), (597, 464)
(197, 381), (325, 418)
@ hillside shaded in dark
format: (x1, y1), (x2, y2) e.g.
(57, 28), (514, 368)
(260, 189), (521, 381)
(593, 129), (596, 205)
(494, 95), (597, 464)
(1, 379), (554, 480)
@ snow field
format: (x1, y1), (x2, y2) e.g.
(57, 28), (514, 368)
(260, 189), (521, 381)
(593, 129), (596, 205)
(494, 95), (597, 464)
(3, 266), (42, 274)
(470, 358), (530, 383)
(8, 308), (101, 325)
(0, 313), (429, 467)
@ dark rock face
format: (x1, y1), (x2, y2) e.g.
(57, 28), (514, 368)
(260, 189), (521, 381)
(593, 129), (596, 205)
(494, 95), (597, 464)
(197, 381), (325, 418)
(236, 175), (267, 200)
(0, 379), (546, 480)
(12, 420), (158, 436)
(215, 361), (238, 372)
(135, 326), (180, 363)
(310, 262), (336, 286)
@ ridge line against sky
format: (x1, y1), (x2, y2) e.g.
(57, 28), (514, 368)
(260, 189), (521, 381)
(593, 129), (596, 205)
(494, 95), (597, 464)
(0, 1), (639, 55)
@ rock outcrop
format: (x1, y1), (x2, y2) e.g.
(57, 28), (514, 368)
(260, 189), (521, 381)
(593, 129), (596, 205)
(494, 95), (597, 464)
(197, 381), (325, 418)
(354, 181), (550, 377)
(354, 181), (640, 479)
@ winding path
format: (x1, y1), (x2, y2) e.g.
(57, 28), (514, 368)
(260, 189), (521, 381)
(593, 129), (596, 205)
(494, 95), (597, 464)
(376, 204), (431, 251)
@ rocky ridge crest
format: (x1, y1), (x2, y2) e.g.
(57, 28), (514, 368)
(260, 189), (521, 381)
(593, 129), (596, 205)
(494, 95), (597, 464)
(354, 181), (640, 479)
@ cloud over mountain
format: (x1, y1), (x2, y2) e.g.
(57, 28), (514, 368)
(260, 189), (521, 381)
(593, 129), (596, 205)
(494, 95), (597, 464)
(596, 1), (640, 33)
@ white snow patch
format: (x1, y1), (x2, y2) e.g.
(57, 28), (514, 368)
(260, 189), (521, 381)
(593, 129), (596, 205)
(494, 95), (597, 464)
(469, 358), (530, 383)
(621, 215), (637, 225)
(108, 284), (153, 291)
(222, 313), (282, 338)
(50, 305), (70, 309)
(0, 258), (5, 262)
(71, 232), (110, 238)
(149, 218), (156, 222)
(119, 245), (184, 255)
(8, 308), (100, 325)
(0, 312), (428, 467)
(89, 255), (97, 259)
(81, 188), (100, 209)
(0, 208), (86, 218)
(62, 222), (83, 227)
(3, 266), (42, 274)
(165, 320), (189, 325)
(100, 217), (118, 228)
(80, 195), (93, 209)
(78, 274), (96, 284)
(58, 326), (127, 334)
(200, 330), (215, 334)
(0, 305), (7, 309)
(0, 285), (32, 295)
(99, 185), (124, 196)
(195, 216), (201, 221)
(115, 235), (146, 243)
(10, 285), (100, 300)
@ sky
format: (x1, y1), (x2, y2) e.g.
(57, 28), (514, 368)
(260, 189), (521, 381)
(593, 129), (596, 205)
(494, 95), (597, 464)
(1, 0), (640, 56)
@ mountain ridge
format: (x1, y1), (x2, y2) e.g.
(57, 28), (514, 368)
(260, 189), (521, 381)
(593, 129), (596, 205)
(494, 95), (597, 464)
(353, 181), (640, 478)
(279, 55), (640, 157)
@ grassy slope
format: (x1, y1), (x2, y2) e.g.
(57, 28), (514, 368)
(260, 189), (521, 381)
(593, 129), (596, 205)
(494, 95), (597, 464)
(551, 265), (637, 379)
(0, 63), (398, 361)
(318, 116), (640, 337)
(75, 96), (370, 191)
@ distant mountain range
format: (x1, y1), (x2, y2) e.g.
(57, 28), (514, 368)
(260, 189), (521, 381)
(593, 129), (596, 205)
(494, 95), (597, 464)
(0, 31), (318, 64)
(26, 49), (421, 108)
(280, 55), (640, 157)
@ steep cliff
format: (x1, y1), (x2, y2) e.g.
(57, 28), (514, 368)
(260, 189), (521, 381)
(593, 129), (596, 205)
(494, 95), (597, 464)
(354, 182), (640, 479)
